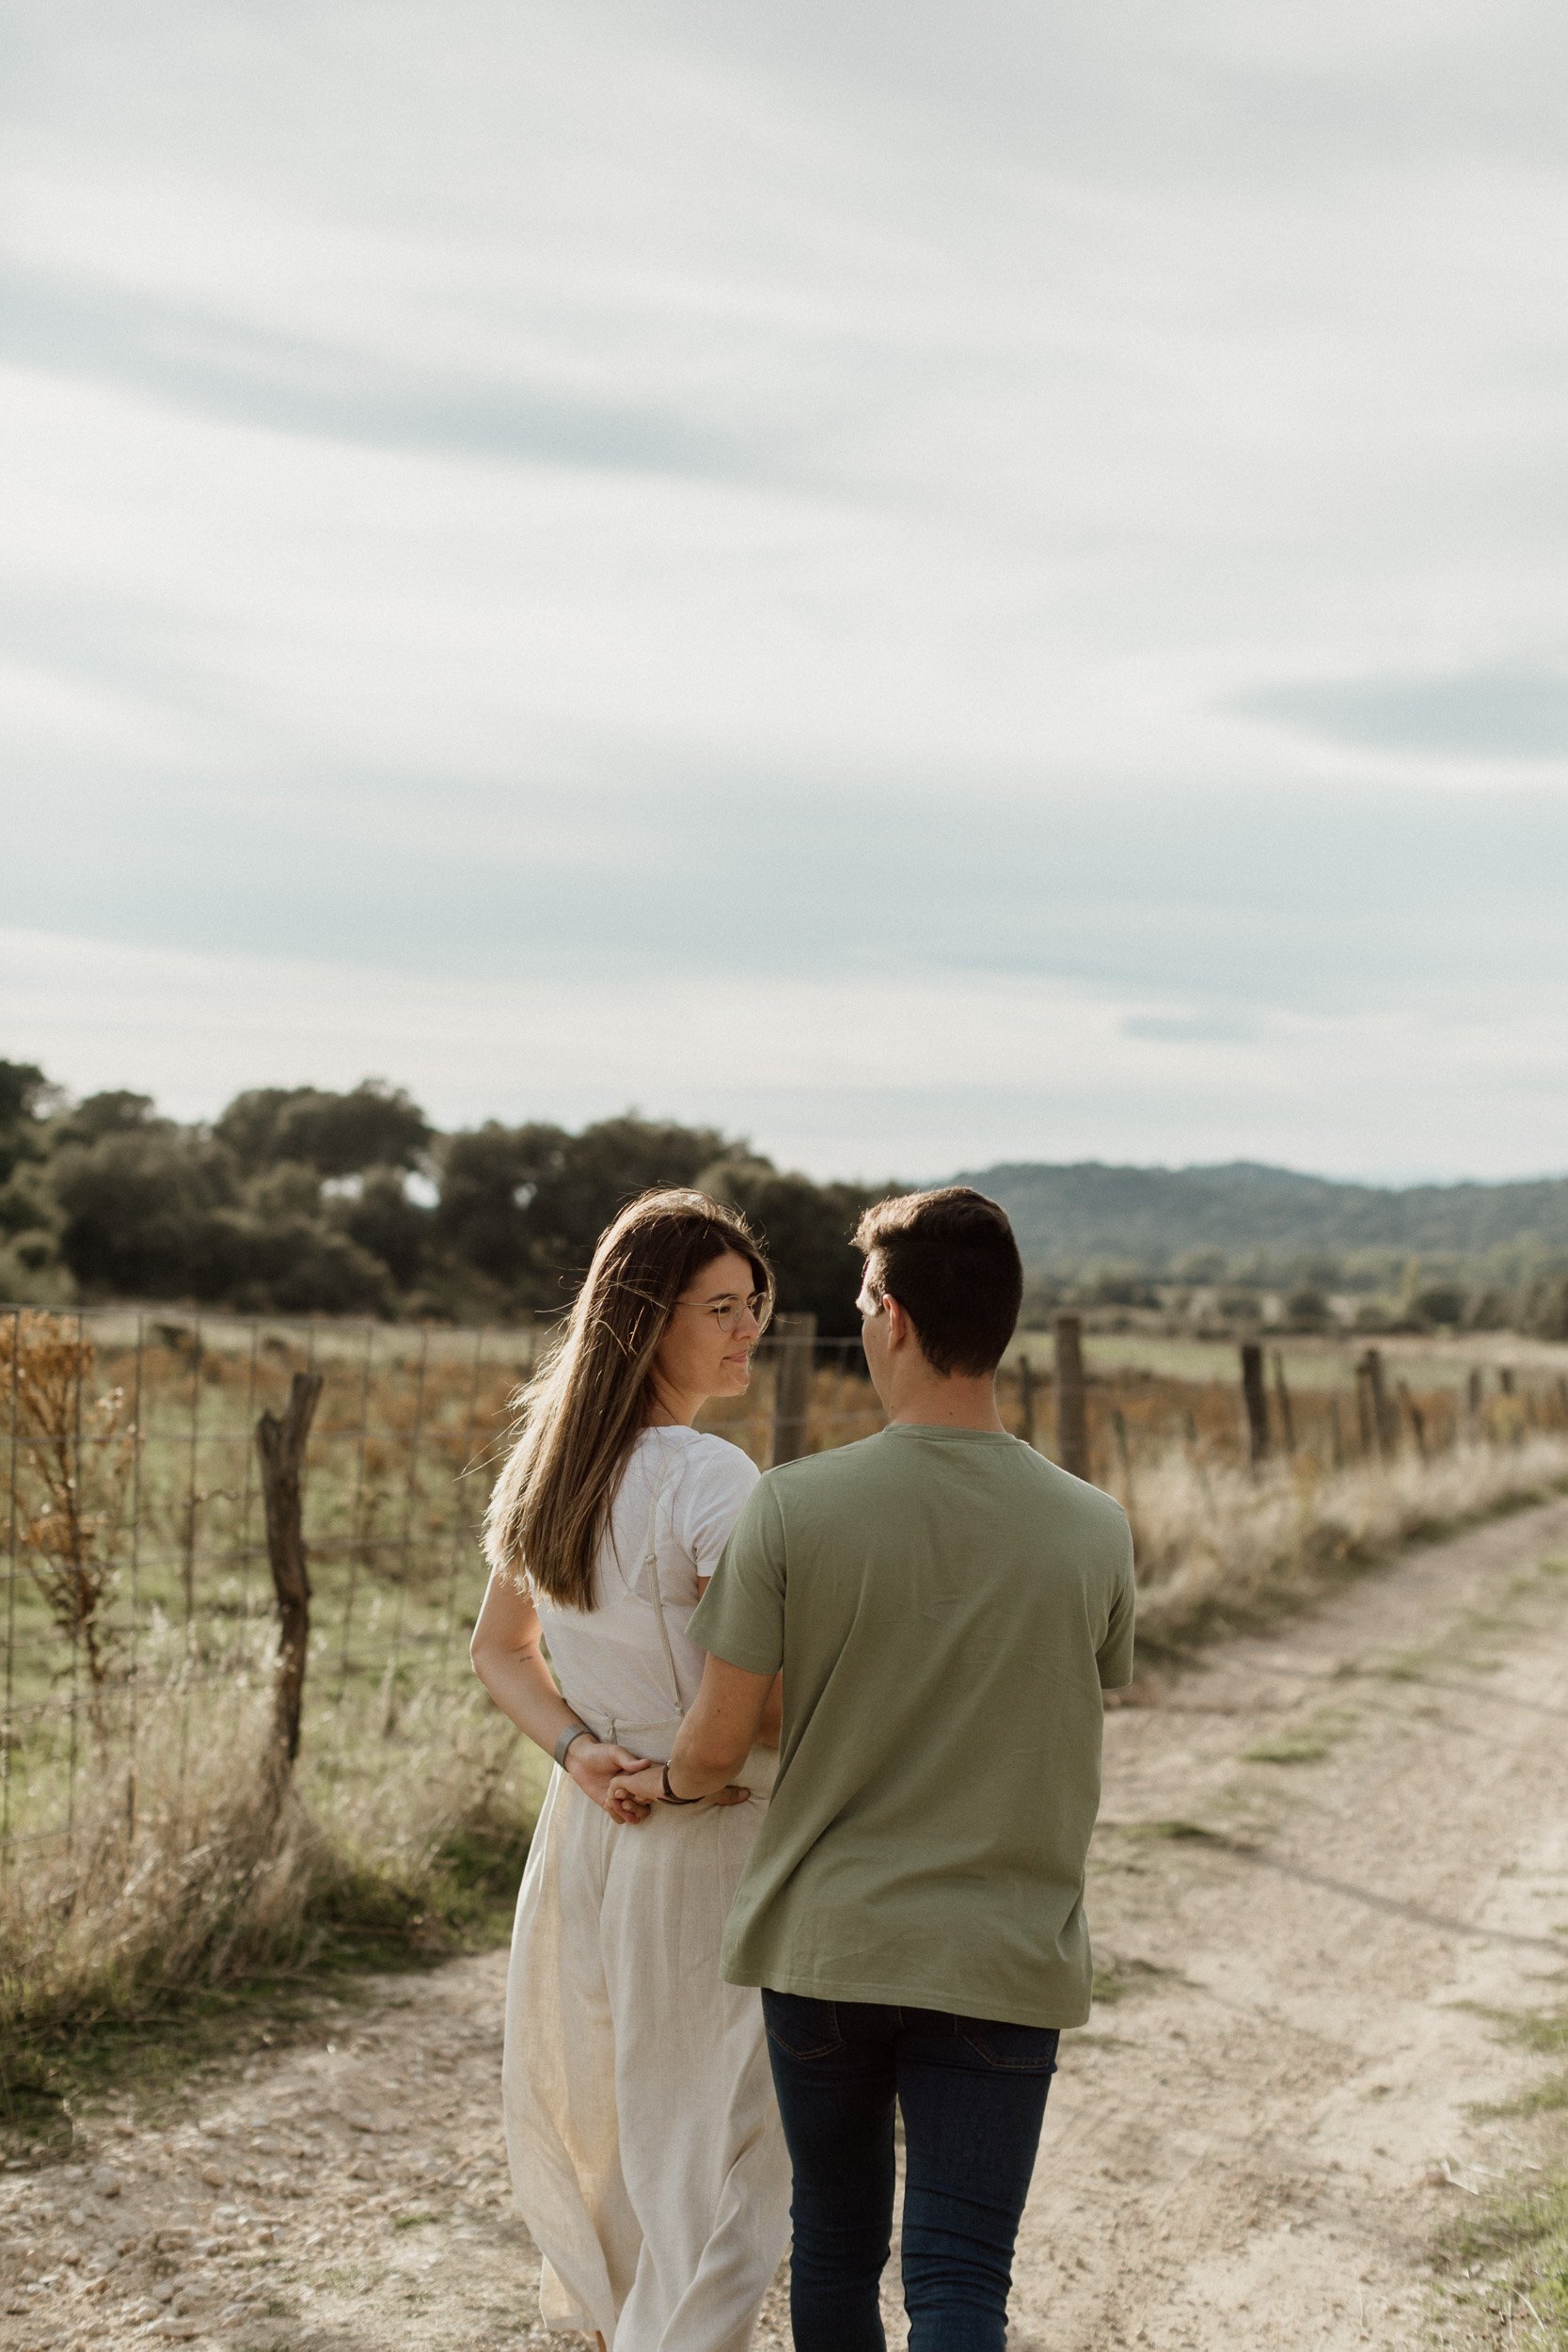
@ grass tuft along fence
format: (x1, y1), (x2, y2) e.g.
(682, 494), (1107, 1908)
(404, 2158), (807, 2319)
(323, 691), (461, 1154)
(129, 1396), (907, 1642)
(3, 1301), (1566, 2042)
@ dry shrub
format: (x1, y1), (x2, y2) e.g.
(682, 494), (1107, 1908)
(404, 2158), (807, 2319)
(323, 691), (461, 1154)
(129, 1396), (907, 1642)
(1127, 1431), (1568, 1651)
(0, 1646), (308, 2031)
(0, 1625), (543, 2035)
(0, 1311), (135, 1707)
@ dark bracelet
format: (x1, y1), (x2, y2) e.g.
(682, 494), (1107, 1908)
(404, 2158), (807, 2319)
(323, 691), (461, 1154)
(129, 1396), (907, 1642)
(660, 1761), (703, 1805)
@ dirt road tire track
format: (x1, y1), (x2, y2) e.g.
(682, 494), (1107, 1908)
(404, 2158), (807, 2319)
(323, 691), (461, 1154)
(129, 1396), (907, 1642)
(5, 1497), (1568, 2349)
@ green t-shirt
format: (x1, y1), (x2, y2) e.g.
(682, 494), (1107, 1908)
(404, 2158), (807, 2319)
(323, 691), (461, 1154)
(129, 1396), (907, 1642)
(687, 1422), (1135, 2029)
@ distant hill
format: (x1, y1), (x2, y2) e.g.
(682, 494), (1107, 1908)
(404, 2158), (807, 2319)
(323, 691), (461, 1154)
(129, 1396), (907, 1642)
(955, 1160), (1568, 1276)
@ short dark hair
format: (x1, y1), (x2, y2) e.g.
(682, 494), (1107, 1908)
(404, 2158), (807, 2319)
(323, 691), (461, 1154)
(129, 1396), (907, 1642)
(853, 1186), (1022, 1377)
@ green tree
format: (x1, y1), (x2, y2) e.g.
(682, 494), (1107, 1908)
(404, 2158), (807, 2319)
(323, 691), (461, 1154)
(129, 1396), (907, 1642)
(50, 1127), (239, 1297)
(436, 1114), (736, 1305)
(49, 1090), (166, 1148)
(0, 1058), (64, 1181)
(434, 1120), (573, 1294)
(214, 1080), (431, 1177)
(337, 1166), (433, 1290)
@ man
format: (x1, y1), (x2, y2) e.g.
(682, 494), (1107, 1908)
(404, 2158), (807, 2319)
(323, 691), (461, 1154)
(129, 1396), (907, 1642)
(610, 1186), (1135, 2351)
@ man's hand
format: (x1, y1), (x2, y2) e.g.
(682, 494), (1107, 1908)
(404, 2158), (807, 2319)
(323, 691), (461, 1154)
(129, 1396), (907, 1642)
(606, 1762), (751, 1824)
(564, 1740), (657, 1820)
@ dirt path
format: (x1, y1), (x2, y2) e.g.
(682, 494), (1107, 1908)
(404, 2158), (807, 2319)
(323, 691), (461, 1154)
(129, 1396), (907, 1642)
(5, 1498), (1568, 2351)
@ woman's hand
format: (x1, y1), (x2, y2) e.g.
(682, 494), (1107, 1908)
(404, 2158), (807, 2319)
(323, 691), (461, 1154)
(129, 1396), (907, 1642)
(606, 1763), (751, 1824)
(606, 1762), (667, 1822)
(565, 1740), (657, 1820)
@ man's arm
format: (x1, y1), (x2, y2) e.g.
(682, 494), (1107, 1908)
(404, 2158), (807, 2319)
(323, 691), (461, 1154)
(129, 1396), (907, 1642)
(608, 1652), (774, 1819)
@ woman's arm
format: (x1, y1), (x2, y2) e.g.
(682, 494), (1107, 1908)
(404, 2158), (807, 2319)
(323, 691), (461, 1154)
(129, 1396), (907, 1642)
(469, 1568), (655, 1821)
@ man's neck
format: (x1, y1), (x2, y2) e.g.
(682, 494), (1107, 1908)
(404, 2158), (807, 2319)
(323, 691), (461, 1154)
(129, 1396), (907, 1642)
(884, 1375), (1008, 1435)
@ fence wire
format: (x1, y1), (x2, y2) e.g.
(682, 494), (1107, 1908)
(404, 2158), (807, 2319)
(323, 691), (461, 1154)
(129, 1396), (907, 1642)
(2, 1303), (1560, 1872)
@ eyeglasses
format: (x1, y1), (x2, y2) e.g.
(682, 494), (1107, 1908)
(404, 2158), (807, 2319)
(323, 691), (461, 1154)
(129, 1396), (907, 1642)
(676, 1290), (772, 1336)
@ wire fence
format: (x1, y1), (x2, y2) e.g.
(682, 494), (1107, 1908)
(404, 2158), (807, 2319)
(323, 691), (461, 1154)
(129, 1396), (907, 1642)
(0, 1305), (867, 1876)
(4, 1300), (1565, 1877)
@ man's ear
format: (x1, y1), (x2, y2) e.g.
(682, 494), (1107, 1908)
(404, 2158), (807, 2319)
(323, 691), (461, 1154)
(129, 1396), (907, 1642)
(883, 1294), (911, 1350)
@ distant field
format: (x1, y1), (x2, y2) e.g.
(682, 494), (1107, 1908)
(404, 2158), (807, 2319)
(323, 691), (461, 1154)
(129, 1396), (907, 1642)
(1006, 1326), (1568, 1392)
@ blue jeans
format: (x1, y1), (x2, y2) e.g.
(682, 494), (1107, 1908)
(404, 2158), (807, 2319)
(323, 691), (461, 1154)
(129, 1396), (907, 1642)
(761, 1991), (1059, 2352)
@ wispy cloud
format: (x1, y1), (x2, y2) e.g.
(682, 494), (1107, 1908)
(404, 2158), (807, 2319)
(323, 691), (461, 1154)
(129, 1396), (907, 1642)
(0, 261), (797, 481)
(3, 0), (1566, 1177)
(1237, 668), (1568, 761)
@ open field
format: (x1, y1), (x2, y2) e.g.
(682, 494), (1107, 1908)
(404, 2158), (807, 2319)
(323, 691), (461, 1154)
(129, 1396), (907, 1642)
(1009, 1327), (1568, 1392)
(4, 1303), (1567, 2054)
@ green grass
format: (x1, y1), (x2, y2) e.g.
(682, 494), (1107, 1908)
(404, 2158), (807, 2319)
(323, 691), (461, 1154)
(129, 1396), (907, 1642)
(1438, 2006), (1568, 2344)
(1242, 1732), (1334, 1765)
(1446, 2176), (1568, 2342)
(1242, 1706), (1356, 1767)
(1120, 1818), (1227, 1843)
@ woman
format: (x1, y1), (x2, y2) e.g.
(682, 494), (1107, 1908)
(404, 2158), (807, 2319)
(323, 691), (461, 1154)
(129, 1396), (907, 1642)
(471, 1189), (791, 2352)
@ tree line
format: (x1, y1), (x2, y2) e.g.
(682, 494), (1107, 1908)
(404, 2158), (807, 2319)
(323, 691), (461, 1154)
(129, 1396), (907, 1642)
(0, 1062), (893, 1337)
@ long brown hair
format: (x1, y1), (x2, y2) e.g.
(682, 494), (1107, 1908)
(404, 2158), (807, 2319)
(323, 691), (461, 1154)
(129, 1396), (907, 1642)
(483, 1188), (773, 1610)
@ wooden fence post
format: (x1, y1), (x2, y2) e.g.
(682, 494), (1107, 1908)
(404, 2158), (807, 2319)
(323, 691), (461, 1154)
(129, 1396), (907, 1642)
(1240, 1341), (1270, 1467)
(1053, 1314), (1089, 1480)
(1467, 1367), (1484, 1420)
(1328, 1395), (1344, 1470)
(1018, 1355), (1037, 1447)
(768, 1313), (816, 1468)
(1398, 1379), (1428, 1460)
(1499, 1366), (1516, 1397)
(1271, 1350), (1296, 1456)
(1358, 1347), (1393, 1459)
(256, 1371), (324, 1771)
(1110, 1406), (1133, 1502)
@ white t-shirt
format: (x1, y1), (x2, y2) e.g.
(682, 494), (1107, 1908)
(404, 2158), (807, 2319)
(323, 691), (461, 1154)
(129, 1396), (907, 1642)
(531, 1426), (760, 1744)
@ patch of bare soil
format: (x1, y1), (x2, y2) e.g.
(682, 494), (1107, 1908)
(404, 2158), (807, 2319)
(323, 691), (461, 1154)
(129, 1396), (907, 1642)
(5, 1499), (1568, 2350)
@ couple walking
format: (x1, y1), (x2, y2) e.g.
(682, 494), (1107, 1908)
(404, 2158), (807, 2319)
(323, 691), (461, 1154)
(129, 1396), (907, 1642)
(470, 1184), (1134, 2351)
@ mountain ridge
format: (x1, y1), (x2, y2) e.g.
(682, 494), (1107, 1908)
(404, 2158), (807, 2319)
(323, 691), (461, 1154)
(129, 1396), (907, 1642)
(952, 1158), (1568, 1274)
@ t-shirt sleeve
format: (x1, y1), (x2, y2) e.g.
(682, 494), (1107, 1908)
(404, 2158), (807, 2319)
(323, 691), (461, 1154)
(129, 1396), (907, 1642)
(674, 1438), (762, 1581)
(686, 1477), (787, 1675)
(1096, 1512), (1137, 1691)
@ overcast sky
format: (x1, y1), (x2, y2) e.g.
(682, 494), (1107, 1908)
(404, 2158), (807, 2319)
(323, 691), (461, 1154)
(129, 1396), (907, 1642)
(3, 0), (1566, 1182)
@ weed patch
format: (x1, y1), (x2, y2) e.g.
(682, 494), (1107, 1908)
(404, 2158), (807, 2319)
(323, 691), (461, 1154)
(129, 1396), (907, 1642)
(1439, 2003), (1568, 2344)
(1122, 1819), (1227, 1844)
(1243, 1706), (1356, 1767)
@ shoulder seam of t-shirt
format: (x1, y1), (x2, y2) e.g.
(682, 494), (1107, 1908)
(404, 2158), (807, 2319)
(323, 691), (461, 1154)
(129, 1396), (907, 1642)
(659, 1434), (755, 1569)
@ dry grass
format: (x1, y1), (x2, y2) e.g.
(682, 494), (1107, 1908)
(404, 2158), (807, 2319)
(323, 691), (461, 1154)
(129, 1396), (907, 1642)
(1123, 1431), (1568, 1652)
(0, 1619), (543, 2042)
(5, 1302), (1566, 2052)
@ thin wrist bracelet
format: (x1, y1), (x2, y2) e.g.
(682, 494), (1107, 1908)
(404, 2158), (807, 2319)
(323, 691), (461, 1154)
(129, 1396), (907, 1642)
(660, 1761), (702, 1805)
(554, 1723), (592, 1769)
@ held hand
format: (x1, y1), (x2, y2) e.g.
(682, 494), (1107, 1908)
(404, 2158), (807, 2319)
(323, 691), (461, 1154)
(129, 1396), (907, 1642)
(606, 1762), (752, 1822)
(564, 1740), (654, 1820)
(607, 1762), (666, 1822)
